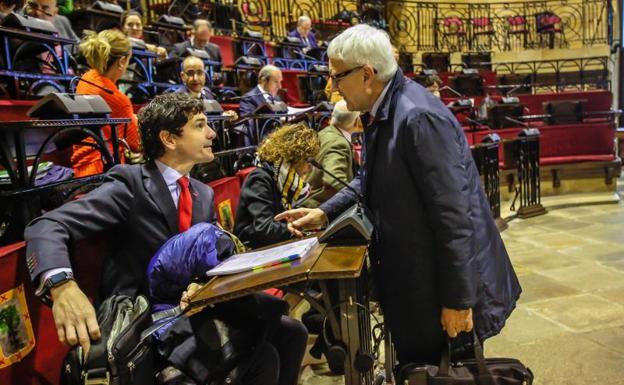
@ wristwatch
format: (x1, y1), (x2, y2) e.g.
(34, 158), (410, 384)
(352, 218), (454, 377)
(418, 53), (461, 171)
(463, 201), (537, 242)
(40, 271), (74, 306)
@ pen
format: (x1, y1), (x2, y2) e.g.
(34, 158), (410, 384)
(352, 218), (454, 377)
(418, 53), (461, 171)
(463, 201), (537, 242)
(252, 254), (299, 272)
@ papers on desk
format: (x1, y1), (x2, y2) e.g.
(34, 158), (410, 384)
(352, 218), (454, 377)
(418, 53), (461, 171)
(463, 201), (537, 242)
(287, 106), (315, 115)
(206, 237), (319, 276)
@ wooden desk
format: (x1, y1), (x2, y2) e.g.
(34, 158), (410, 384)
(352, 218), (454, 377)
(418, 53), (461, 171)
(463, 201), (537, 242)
(190, 243), (374, 385)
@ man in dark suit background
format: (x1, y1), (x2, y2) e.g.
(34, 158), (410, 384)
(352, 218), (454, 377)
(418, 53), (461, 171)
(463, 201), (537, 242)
(176, 55), (216, 100)
(277, 24), (521, 365)
(238, 64), (283, 145)
(24, 93), (307, 385)
(288, 15), (317, 51)
(172, 19), (222, 62)
(176, 56), (238, 121)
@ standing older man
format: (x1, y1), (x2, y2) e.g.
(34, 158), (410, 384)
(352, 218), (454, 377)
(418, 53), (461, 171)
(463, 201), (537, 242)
(288, 15), (317, 51)
(239, 64), (284, 144)
(172, 19), (222, 62)
(303, 100), (359, 208)
(276, 24), (521, 364)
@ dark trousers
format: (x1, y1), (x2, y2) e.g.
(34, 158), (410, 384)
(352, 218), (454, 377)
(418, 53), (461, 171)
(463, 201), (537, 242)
(243, 316), (308, 385)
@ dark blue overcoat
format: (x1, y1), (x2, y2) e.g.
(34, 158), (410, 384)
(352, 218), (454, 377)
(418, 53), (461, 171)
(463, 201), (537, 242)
(320, 70), (521, 362)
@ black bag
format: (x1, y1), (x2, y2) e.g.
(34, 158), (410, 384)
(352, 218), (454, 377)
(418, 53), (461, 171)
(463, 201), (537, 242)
(156, 293), (288, 385)
(60, 295), (154, 385)
(399, 333), (533, 385)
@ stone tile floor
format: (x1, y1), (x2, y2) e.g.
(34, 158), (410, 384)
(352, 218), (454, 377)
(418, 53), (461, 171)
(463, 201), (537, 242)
(301, 180), (624, 385)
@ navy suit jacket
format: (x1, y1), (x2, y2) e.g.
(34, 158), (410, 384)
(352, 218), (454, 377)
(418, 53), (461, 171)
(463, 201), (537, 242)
(24, 162), (218, 300)
(319, 70), (521, 360)
(239, 88), (283, 144)
(288, 29), (318, 49)
(174, 86), (215, 100)
(172, 40), (222, 63)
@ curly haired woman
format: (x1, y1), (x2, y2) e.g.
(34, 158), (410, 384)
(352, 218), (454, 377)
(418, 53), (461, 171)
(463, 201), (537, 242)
(234, 123), (320, 249)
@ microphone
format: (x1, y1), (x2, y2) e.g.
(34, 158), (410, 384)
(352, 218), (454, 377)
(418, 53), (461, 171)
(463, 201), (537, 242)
(71, 76), (114, 95)
(307, 157), (364, 212)
(296, 51), (319, 61)
(307, 157), (373, 245)
(224, 91), (272, 102)
(229, 18), (246, 28)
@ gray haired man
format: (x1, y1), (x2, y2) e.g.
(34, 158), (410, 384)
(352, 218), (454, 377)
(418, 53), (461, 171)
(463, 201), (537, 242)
(276, 24), (521, 364)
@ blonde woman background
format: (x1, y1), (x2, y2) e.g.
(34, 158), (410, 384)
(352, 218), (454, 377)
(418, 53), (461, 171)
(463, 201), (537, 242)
(72, 29), (141, 177)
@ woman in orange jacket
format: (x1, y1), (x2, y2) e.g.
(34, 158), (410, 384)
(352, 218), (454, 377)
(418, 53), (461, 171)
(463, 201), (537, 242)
(72, 29), (141, 177)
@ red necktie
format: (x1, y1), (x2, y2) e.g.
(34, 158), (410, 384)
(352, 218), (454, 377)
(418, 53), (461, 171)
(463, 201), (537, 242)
(177, 176), (192, 233)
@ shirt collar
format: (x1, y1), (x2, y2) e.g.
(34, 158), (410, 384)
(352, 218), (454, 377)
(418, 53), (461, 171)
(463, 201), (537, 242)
(190, 36), (209, 49)
(257, 84), (272, 100)
(370, 80), (392, 119)
(336, 126), (352, 143)
(155, 159), (187, 187)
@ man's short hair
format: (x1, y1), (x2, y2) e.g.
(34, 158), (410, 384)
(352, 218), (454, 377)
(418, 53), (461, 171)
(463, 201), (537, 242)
(192, 18), (211, 31)
(330, 100), (359, 128)
(138, 93), (205, 161)
(258, 64), (280, 82)
(297, 15), (311, 27)
(181, 55), (205, 72)
(424, 75), (441, 88)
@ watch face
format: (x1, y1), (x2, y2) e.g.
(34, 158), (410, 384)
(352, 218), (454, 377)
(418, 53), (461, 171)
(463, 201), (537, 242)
(48, 272), (72, 288)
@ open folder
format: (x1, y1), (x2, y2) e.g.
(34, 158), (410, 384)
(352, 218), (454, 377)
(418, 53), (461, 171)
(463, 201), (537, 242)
(206, 237), (320, 276)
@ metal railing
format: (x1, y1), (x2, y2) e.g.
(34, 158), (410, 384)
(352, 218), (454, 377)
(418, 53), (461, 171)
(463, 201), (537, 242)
(387, 0), (612, 52)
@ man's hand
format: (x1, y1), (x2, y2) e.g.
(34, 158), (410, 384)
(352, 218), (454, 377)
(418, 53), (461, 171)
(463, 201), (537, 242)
(50, 280), (100, 358)
(180, 283), (203, 316)
(274, 208), (328, 237)
(222, 110), (239, 121)
(440, 307), (473, 338)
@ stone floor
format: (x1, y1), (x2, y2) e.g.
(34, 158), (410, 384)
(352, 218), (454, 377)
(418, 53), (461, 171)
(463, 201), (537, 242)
(301, 179), (624, 385)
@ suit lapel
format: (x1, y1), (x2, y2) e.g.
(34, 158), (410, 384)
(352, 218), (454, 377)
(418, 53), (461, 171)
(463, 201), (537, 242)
(189, 179), (205, 226)
(363, 123), (380, 200)
(142, 162), (178, 234)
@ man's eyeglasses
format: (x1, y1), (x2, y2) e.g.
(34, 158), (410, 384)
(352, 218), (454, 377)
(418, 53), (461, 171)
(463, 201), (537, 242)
(329, 65), (365, 85)
(183, 70), (205, 78)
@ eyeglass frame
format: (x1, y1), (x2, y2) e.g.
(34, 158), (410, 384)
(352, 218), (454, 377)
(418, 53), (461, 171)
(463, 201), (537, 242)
(182, 69), (207, 78)
(329, 65), (366, 85)
(329, 65), (379, 87)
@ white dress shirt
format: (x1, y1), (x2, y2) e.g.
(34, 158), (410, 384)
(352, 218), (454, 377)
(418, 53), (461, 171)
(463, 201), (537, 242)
(370, 79), (393, 119)
(257, 84), (275, 103)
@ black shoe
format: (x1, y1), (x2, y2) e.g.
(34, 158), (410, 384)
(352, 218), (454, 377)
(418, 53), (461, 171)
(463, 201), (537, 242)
(309, 335), (327, 359)
(156, 366), (197, 385)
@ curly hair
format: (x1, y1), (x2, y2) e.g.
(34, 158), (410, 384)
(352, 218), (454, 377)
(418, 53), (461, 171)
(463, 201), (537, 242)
(257, 123), (320, 165)
(138, 93), (205, 161)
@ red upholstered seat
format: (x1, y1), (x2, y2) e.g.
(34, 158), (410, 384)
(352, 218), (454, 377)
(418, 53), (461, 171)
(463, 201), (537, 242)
(208, 176), (242, 232)
(0, 237), (104, 385)
(235, 166), (256, 186)
(469, 121), (616, 168)
(540, 154), (615, 165)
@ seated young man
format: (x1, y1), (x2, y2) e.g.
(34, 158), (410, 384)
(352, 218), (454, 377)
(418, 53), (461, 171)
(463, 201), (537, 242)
(24, 93), (307, 385)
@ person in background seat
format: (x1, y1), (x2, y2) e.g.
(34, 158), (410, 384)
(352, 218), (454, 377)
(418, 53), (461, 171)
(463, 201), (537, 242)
(72, 29), (142, 177)
(302, 99), (359, 208)
(288, 15), (317, 51)
(121, 10), (168, 58)
(24, 0), (77, 41)
(239, 65), (284, 145)
(235, 123), (319, 249)
(172, 19), (221, 62)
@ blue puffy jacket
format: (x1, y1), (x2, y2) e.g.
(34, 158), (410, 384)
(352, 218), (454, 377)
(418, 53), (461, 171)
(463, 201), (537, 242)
(147, 222), (235, 312)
